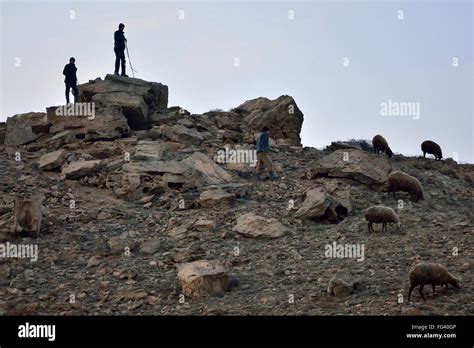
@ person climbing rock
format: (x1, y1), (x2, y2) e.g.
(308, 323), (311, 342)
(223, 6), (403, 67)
(63, 57), (78, 104)
(256, 126), (278, 180)
(114, 23), (128, 77)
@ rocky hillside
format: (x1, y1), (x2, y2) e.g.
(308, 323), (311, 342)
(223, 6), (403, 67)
(0, 75), (472, 315)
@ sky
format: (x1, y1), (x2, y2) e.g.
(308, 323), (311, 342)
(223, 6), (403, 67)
(0, 0), (472, 162)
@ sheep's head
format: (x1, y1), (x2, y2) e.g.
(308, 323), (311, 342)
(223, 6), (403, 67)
(386, 147), (393, 158)
(449, 276), (461, 289)
(418, 190), (424, 201)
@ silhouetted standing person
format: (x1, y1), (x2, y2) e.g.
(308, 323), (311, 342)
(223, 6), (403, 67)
(114, 23), (128, 77)
(63, 57), (78, 104)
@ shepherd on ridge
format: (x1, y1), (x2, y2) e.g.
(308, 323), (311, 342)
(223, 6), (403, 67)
(114, 23), (128, 77)
(62, 57), (78, 104)
(256, 126), (278, 181)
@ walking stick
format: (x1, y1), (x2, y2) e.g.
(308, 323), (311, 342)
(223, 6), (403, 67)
(125, 41), (138, 78)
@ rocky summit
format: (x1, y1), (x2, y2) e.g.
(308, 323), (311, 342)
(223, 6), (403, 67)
(0, 76), (472, 315)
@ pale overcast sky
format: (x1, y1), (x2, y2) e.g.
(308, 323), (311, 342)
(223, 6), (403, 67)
(0, 0), (472, 162)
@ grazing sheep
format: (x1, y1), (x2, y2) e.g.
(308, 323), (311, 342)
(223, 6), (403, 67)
(11, 197), (42, 238)
(387, 171), (424, 202)
(408, 262), (460, 301)
(421, 140), (443, 160)
(372, 135), (393, 158)
(364, 205), (400, 232)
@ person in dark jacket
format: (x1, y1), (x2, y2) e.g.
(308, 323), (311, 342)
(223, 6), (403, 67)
(63, 57), (78, 104)
(114, 23), (128, 77)
(256, 126), (278, 180)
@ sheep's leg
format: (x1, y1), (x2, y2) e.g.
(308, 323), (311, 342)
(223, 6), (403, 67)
(444, 284), (448, 294)
(34, 218), (40, 238)
(423, 152), (426, 158)
(12, 203), (19, 237)
(382, 222), (386, 233)
(11, 218), (18, 237)
(408, 284), (416, 302)
(419, 285), (426, 301)
(368, 222), (373, 233)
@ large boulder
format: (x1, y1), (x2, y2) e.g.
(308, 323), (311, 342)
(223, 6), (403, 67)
(150, 106), (191, 126)
(46, 105), (129, 141)
(327, 274), (354, 298)
(163, 124), (204, 145)
(61, 160), (102, 179)
(80, 74), (168, 109)
(294, 186), (350, 222)
(4, 112), (49, 145)
(176, 260), (229, 298)
(106, 172), (165, 198)
(79, 74), (168, 130)
(91, 92), (148, 130)
(132, 141), (184, 161)
(199, 189), (236, 208)
(315, 149), (391, 185)
(233, 212), (289, 238)
(181, 152), (235, 186)
(294, 187), (331, 220)
(38, 149), (68, 170)
(121, 144), (237, 188)
(236, 95), (304, 146)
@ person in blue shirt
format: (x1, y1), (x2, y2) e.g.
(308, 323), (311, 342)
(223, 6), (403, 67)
(256, 126), (278, 180)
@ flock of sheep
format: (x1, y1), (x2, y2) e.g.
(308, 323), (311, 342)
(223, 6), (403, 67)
(362, 135), (460, 302)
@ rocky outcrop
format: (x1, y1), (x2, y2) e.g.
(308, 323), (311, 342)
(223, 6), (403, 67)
(315, 149), (391, 185)
(46, 105), (129, 141)
(181, 152), (235, 186)
(4, 112), (49, 145)
(1, 74), (471, 317)
(79, 74), (168, 130)
(92, 93), (148, 130)
(163, 124), (204, 145)
(236, 95), (304, 146)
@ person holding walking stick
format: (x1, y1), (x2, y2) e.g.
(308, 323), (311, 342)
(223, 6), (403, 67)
(114, 23), (128, 77)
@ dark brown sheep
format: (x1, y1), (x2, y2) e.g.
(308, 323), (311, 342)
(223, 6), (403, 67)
(364, 205), (400, 232)
(387, 171), (424, 202)
(421, 140), (443, 160)
(408, 262), (460, 301)
(372, 135), (393, 158)
(11, 197), (42, 238)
